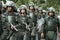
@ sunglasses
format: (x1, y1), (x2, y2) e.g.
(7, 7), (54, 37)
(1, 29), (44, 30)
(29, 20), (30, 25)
(21, 13), (26, 14)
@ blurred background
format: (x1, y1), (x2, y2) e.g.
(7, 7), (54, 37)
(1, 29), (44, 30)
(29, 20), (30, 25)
(15, 0), (60, 14)
(0, 0), (60, 14)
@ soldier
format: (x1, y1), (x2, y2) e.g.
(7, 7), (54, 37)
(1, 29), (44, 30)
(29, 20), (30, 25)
(37, 7), (43, 20)
(36, 9), (46, 40)
(28, 2), (37, 40)
(0, 21), (2, 38)
(37, 17), (45, 40)
(0, 1), (3, 39)
(37, 15), (45, 40)
(1, 14), (8, 40)
(1, 4), (6, 14)
(5, 1), (18, 40)
(0, 3), (9, 40)
(0, 18), (3, 40)
(57, 15), (60, 40)
(16, 6), (30, 40)
(6, 1), (17, 12)
(42, 10), (46, 18)
(41, 9), (60, 40)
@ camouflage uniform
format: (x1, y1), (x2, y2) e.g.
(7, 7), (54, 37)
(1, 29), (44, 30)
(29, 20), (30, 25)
(0, 3), (9, 40)
(14, 6), (31, 40)
(36, 7), (44, 40)
(0, 11), (9, 40)
(37, 7), (43, 20)
(43, 10), (59, 40)
(5, 1), (18, 40)
(28, 2), (37, 40)
(0, 0), (3, 36)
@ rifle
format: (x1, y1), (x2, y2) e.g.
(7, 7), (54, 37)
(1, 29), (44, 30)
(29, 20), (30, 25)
(7, 22), (30, 40)
(7, 23), (21, 40)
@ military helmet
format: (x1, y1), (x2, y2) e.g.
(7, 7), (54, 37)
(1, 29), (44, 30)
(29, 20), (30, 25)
(48, 7), (55, 16)
(19, 5), (27, 10)
(6, 1), (15, 7)
(19, 7), (27, 14)
(48, 7), (55, 14)
(19, 5), (27, 13)
(48, 7), (55, 12)
(6, 1), (17, 12)
(43, 10), (46, 13)
(2, 4), (6, 8)
(35, 6), (38, 10)
(38, 7), (42, 11)
(29, 2), (34, 6)
(48, 10), (55, 14)
(20, 5), (27, 9)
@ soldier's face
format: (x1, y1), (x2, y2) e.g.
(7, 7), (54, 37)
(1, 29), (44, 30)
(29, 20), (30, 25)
(7, 6), (12, 12)
(39, 10), (42, 13)
(29, 6), (34, 10)
(49, 12), (54, 17)
(43, 12), (46, 15)
(21, 9), (26, 16)
(1, 7), (5, 12)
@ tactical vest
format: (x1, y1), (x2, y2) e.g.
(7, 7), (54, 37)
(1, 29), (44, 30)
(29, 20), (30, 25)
(45, 17), (58, 31)
(17, 15), (28, 31)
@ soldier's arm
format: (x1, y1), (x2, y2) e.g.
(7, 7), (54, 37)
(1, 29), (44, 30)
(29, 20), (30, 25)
(41, 18), (45, 32)
(56, 17), (60, 33)
(57, 17), (60, 38)
(0, 16), (3, 35)
(26, 16), (31, 31)
(40, 18), (46, 38)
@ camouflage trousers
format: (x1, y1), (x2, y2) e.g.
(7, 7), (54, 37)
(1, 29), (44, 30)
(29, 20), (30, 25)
(10, 30), (30, 40)
(31, 27), (40, 40)
(45, 31), (57, 40)
(0, 29), (8, 40)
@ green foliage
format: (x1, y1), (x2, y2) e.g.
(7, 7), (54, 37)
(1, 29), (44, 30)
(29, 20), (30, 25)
(15, 0), (60, 14)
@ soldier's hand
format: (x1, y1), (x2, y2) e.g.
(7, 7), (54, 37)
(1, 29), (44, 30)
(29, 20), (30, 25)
(57, 33), (60, 38)
(26, 25), (30, 31)
(10, 24), (14, 30)
(41, 32), (44, 38)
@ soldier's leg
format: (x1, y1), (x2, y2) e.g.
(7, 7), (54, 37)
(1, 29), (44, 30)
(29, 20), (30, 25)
(17, 31), (23, 40)
(1, 30), (8, 40)
(53, 32), (57, 40)
(36, 32), (40, 40)
(0, 32), (3, 40)
(36, 33), (38, 40)
(10, 35), (17, 40)
(31, 36), (35, 40)
(0, 35), (2, 40)
(10, 36), (13, 40)
(17, 35), (23, 40)
(10, 32), (18, 40)
(45, 35), (49, 40)
(31, 27), (36, 40)
(23, 32), (31, 40)
(23, 32), (27, 40)
(46, 31), (56, 40)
